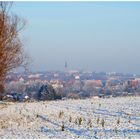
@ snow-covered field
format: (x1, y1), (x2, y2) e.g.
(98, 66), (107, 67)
(0, 96), (140, 139)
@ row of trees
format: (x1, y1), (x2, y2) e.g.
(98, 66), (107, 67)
(0, 2), (27, 99)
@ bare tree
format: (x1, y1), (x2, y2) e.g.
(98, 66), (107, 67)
(0, 2), (28, 99)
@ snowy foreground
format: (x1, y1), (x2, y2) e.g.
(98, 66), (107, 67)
(0, 96), (140, 139)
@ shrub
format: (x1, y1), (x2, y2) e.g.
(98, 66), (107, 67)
(78, 117), (82, 125)
(61, 123), (64, 131)
(58, 111), (64, 119)
(97, 117), (100, 124)
(101, 118), (105, 127)
(87, 119), (92, 128)
(69, 116), (72, 123)
(117, 118), (120, 125)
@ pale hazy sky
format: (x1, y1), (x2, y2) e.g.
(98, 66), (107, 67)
(12, 2), (140, 74)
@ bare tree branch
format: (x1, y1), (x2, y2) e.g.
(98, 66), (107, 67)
(0, 2), (28, 98)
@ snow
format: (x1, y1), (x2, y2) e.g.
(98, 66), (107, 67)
(0, 96), (140, 139)
(24, 95), (29, 99)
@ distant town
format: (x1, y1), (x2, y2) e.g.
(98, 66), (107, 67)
(4, 68), (140, 101)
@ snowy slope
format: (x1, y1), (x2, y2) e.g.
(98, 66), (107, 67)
(0, 96), (140, 139)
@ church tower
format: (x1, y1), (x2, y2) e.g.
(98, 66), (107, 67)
(65, 61), (68, 72)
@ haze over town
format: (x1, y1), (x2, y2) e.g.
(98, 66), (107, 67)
(12, 2), (140, 74)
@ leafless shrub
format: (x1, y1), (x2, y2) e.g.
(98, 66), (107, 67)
(117, 118), (120, 125)
(87, 118), (92, 128)
(69, 116), (72, 123)
(58, 111), (64, 119)
(97, 117), (100, 124)
(101, 118), (105, 127)
(61, 122), (64, 131)
(78, 117), (82, 125)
